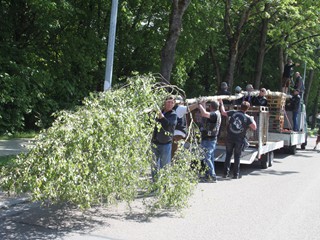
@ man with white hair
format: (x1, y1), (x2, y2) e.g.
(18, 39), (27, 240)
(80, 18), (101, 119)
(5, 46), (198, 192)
(244, 84), (254, 104)
(252, 88), (268, 106)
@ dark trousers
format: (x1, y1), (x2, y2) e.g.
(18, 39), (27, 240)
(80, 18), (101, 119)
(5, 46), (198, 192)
(292, 111), (299, 131)
(224, 141), (243, 177)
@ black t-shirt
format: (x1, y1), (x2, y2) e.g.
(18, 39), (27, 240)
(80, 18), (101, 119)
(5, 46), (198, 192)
(226, 110), (254, 143)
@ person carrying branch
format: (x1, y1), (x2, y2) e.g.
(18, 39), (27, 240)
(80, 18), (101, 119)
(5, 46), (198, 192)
(152, 95), (177, 174)
(171, 95), (198, 159)
(218, 99), (257, 179)
(198, 99), (221, 182)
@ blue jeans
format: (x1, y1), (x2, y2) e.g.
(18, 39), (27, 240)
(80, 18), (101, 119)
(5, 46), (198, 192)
(201, 139), (217, 177)
(224, 141), (242, 177)
(293, 111), (298, 131)
(152, 143), (172, 171)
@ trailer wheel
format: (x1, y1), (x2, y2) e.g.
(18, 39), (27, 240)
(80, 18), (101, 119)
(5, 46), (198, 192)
(287, 145), (297, 155)
(301, 132), (308, 150)
(261, 153), (269, 169)
(268, 151), (274, 167)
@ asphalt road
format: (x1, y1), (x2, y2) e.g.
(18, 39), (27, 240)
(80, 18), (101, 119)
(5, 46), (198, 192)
(0, 139), (32, 156)
(1, 137), (320, 240)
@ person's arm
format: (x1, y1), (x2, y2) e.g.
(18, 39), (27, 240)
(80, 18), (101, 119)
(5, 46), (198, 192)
(158, 111), (177, 132)
(198, 102), (211, 118)
(218, 99), (228, 117)
(249, 116), (257, 130)
(187, 102), (199, 112)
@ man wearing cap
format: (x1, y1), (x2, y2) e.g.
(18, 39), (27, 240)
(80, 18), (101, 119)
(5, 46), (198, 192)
(152, 95), (177, 173)
(216, 82), (231, 104)
(171, 96), (198, 159)
(234, 86), (243, 105)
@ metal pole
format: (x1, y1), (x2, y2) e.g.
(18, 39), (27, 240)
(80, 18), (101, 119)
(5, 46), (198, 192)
(103, 0), (119, 91)
(302, 62), (307, 101)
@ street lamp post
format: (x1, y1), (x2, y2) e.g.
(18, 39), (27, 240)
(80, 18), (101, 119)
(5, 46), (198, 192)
(103, 0), (119, 91)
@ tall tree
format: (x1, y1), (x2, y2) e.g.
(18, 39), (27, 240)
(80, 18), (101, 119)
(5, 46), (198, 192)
(253, 3), (270, 89)
(160, 0), (191, 83)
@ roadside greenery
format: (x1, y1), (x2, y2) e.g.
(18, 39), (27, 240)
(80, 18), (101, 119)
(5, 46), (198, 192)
(0, 131), (37, 140)
(1, 0), (320, 133)
(0, 155), (16, 167)
(0, 76), (201, 211)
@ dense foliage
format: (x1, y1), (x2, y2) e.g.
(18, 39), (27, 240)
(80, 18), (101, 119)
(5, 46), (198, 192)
(1, 0), (320, 132)
(0, 76), (201, 210)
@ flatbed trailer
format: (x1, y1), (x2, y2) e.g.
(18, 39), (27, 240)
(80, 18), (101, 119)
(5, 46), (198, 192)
(213, 105), (284, 169)
(214, 140), (284, 168)
(268, 106), (308, 154)
(187, 91), (306, 168)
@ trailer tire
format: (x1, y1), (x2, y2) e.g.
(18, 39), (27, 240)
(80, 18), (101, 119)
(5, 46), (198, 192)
(261, 153), (269, 169)
(268, 151), (274, 167)
(287, 145), (297, 155)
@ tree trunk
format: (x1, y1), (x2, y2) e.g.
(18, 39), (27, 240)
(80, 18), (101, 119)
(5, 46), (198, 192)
(160, 0), (191, 83)
(278, 46), (285, 91)
(209, 45), (222, 86)
(253, 3), (270, 89)
(223, 0), (259, 89)
(304, 69), (314, 107)
(224, 45), (238, 90)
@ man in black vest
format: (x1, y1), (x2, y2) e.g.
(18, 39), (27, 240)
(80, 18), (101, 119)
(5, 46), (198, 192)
(198, 100), (221, 182)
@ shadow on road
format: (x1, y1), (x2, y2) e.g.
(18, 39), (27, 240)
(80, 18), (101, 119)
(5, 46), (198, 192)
(0, 203), (112, 240)
(0, 199), (178, 239)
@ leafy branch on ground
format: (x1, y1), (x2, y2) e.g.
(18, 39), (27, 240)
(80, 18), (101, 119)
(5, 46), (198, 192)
(0, 75), (202, 212)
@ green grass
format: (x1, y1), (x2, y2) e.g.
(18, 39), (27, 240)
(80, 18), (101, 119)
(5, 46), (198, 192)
(0, 131), (37, 140)
(0, 155), (16, 167)
(308, 128), (318, 137)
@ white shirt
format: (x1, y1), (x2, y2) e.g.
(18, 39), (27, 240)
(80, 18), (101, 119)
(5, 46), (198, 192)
(174, 105), (188, 137)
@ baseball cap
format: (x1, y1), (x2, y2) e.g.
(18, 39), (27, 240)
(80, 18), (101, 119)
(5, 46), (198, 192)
(235, 86), (242, 93)
(221, 82), (228, 89)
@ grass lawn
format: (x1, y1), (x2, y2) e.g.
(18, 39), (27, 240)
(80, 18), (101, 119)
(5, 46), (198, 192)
(0, 131), (37, 140)
(0, 155), (16, 167)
